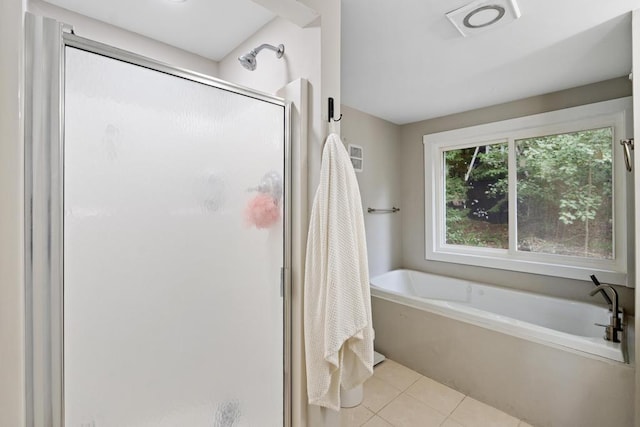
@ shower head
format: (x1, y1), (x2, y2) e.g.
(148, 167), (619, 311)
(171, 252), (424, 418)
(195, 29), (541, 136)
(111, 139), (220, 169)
(238, 43), (284, 71)
(238, 52), (258, 71)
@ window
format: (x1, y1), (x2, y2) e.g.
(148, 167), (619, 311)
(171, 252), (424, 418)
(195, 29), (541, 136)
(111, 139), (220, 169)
(424, 98), (631, 285)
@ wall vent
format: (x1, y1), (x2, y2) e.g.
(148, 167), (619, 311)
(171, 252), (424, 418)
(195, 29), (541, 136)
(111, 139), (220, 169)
(349, 144), (364, 172)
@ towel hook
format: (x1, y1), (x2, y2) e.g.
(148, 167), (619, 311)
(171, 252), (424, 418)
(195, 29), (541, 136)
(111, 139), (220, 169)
(328, 97), (342, 122)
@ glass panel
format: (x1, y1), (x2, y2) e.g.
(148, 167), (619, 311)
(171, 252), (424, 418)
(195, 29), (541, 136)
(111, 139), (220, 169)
(516, 128), (613, 259)
(444, 142), (508, 248)
(64, 47), (284, 426)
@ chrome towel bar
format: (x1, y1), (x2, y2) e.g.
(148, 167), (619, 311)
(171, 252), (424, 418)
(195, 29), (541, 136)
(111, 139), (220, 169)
(367, 207), (400, 214)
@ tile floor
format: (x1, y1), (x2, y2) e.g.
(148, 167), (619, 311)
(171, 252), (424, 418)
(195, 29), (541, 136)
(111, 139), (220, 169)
(341, 359), (534, 427)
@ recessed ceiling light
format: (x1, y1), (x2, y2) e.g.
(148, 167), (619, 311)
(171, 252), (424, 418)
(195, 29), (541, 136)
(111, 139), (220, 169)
(446, 0), (521, 37)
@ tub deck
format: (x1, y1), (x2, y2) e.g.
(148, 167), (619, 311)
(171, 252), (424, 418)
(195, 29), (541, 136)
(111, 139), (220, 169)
(369, 269), (635, 427)
(370, 269), (630, 363)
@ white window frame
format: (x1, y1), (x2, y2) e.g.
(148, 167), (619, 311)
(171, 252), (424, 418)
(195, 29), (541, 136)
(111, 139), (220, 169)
(424, 97), (633, 286)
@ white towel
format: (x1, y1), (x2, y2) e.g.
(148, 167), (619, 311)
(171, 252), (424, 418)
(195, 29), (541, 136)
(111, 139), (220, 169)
(304, 133), (374, 410)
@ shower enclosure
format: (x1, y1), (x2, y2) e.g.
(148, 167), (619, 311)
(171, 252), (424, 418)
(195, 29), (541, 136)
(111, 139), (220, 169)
(25, 15), (291, 427)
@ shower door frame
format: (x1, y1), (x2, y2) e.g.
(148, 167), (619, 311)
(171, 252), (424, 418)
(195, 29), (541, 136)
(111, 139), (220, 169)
(24, 14), (292, 427)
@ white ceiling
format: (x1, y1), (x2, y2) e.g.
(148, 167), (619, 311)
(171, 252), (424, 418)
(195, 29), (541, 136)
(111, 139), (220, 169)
(42, 0), (276, 61)
(342, 0), (639, 124)
(42, 0), (640, 124)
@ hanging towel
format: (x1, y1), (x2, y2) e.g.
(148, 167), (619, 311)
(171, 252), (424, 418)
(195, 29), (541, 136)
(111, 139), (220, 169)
(304, 133), (374, 410)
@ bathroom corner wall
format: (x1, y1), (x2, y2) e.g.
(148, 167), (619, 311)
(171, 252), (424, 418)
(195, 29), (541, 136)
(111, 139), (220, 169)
(26, 0), (219, 76)
(218, 17), (323, 427)
(218, 17), (319, 95)
(0, 0), (25, 426)
(218, 16), (324, 209)
(218, 2), (341, 424)
(341, 105), (402, 277)
(399, 77), (636, 313)
(218, 17), (322, 184)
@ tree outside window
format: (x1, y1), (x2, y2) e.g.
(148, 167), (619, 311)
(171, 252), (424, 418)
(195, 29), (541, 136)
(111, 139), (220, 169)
(443, 128), (613, 260)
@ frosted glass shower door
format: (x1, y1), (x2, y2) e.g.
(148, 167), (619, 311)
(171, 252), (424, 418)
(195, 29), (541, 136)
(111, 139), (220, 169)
(63, 47), (286, 426)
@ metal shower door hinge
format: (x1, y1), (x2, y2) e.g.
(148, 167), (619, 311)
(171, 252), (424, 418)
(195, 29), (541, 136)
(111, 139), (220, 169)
(620, 138), (634, 172)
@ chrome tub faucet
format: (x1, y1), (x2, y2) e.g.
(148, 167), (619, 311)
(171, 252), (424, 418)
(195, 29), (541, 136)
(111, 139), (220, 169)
(589, 284), (622, 343)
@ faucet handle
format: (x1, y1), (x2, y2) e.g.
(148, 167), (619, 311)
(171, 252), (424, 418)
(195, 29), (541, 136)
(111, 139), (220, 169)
(594, 323), (621, 343)
(595, 322), (623, 331)
(594, 323), (613, 328)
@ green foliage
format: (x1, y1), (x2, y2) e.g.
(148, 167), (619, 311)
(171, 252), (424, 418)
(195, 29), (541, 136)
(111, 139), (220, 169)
(475, 145), (508, 213)
(446, 176), (467, 205)
(445, 207), (477, 245)
(443, 127), (613, 258)
(445, 143), (508, 216)
(445, 206), (508, 248)
(444, 149), (475, 205)
(517, 128), (612, 228)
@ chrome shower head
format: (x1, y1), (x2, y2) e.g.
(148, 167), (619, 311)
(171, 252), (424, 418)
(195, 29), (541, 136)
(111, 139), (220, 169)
(238, 43), (284, 71)
(238, 52), (258, 71)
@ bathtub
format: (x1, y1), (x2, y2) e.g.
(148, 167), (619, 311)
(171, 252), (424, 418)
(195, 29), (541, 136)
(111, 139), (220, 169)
(370, 269), (628, 363)
(369, 269), (635, 427)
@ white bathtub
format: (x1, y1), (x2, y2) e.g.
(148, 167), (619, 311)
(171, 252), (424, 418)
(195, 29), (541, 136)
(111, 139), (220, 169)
(370, 269), (628, 363)
(370, 269), (635, 426)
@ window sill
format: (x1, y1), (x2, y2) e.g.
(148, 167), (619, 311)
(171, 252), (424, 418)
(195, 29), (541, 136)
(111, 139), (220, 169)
(426, 247), (628, 286)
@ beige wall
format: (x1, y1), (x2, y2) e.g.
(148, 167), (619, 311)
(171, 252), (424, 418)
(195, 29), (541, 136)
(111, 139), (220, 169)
(0, 0), (25, 425)
(299, 0), (341, 130)
(400, 77), (636, 312)
(299, 0), (342, 197)
(341, 105), (402, 277)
